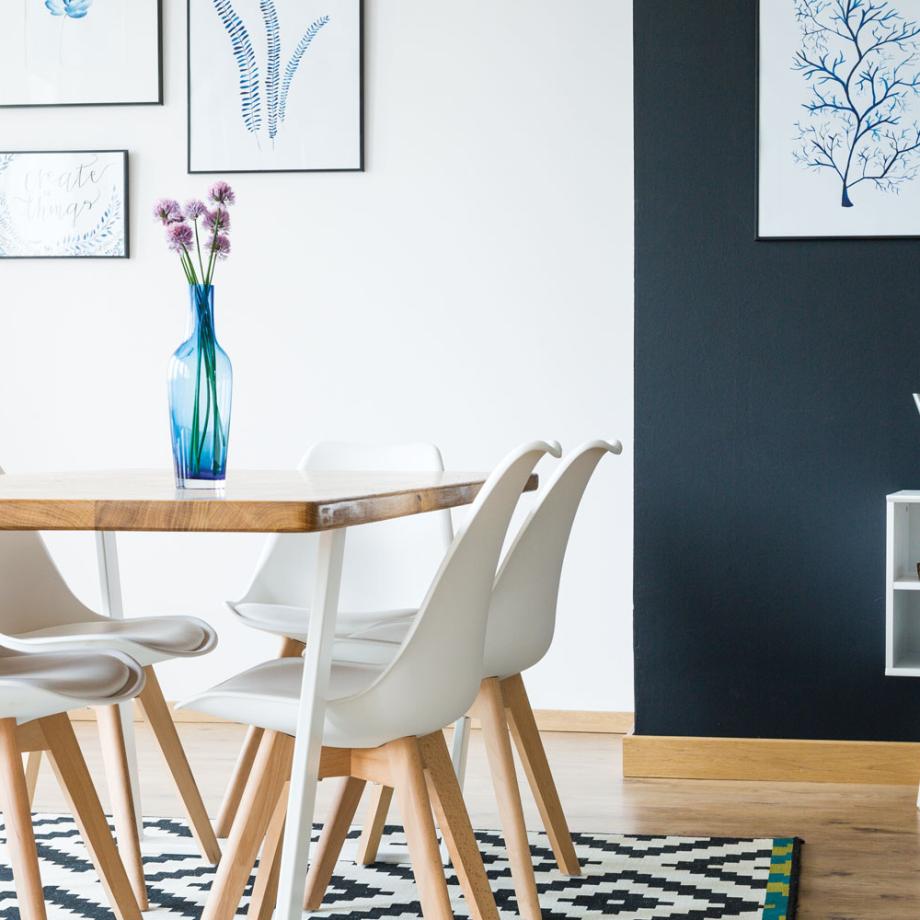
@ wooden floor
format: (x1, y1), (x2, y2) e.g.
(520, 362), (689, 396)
(30, 722), (920, 919)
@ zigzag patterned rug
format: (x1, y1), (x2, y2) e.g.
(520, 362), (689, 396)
(1, 815), (801, 919)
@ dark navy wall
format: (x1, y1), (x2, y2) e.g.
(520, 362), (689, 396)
(634, 0), (920, 740)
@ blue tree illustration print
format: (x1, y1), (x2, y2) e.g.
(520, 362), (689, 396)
(211, 0), (330, 145)
(792, 0), (920, 206)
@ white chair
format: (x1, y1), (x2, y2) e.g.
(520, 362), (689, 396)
(215, 441), (454, 836)
(0, 648), (147, 920)
(344, 439), (623, 913)
(0, 509), (220, 910)
(179, 440), (559, 920)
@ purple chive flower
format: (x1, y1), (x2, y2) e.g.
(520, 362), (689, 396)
(156, 185), (237, 282)
(184, 199), (208, 220)
(208, 181), (236, 206)
(203, 207), (230, 232)
(166, 222), (194, 252)
(212, 234), (231, 260)
(153, 198), (182, 225)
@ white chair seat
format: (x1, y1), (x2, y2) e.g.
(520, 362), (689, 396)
(230, 601), (416, 644)
(8, 615), (217, 667)
(180, 657), (397, 748)
(0, 650), (146, 722)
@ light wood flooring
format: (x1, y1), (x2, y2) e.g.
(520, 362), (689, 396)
(29, 723), (920, 920)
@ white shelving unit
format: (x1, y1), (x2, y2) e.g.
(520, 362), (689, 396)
(886, 493), (920, 807)
(885, 492), (920, 676)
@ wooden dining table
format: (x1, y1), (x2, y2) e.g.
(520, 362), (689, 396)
(0, 468), (536, 920)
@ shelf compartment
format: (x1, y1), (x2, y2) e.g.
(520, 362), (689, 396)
(889, 591), (920, 673)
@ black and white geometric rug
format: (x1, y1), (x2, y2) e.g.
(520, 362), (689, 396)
(1, 815), (801, 919)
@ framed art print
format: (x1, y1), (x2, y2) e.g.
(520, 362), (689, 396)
(0, 1), (162, 107)
(0, 151), (129, 258)
(759, 0), (920, 238)
(188, 0), (363, 173)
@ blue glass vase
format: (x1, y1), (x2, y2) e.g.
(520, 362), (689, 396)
(168, 285), (232, 489)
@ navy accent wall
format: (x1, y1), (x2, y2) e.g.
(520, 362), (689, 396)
(634, 0), (920, 740)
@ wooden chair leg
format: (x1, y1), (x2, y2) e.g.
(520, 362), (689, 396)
(475, 677), (542, 920)
(0, 719), (47, 920)
(303, 777), (366, 909)
(137, 666), (221, 864)
(24, 750), (41, 806)
(215, 637), (303, 838)
(419, 731), (499, 920)
(215, 725), (264, 838)
(201, 730), (294, 920)
(97, 705), (149, 910)
(41, 713), (142, 920)
(247, 780), (289, 920)
(356, 782), (394, 865)
(502, 674), (581, 876)
(388, 737), (453, 920)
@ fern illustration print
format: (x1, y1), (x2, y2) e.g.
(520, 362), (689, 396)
(211, 0), (263, 134)
(210, 0), (329, 145)
(190, 0), (362, 172)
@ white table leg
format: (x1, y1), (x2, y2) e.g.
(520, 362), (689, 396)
(276, 527), (346, 920)
(95, 531), (144, 843)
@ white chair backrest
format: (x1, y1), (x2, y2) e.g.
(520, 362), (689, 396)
(331, 441), (559, 739)
(0, 467), (96, 638)
(235, 443), (454, 614)
(482, 439), (622, 679)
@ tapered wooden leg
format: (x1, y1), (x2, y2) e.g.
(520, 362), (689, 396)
(216, 638), (304, 838)
(215, 725), (264, 838)
(420, 731), (499, 920)
(356, 783), (394, 865)
(475, 678), (541, 919)
(502, 674), (581, 876)
(42, 713), (142, 920)
(201, 730), (294, 920)
(303, 777), (366, 909)
(137, 667), (221, 864)
(0, 719), (47, 920)
(389, 738), (453, 920)
(248, 780), (289, 920)
(24, 750), (42, 806)
(97, 705), (149, 910)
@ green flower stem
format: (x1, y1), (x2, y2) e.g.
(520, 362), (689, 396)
(190, 352), (202, 471)
(197, 366), (212, 466)
(211, 365), (223, 470)
(179, 252), (193, 285)
(179, 247), (199, 286)
(196, 312), (216, 465)
(204, 238), (217, 288)
(188, 285), (225, 476)
(193, 220), (205, 282)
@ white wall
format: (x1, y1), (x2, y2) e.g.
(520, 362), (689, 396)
(0, 0), (634, 712)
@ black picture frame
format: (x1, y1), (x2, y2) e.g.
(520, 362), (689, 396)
(187, 0), (364, 174)
(0, 1), (163, 109)
(0, 149), (130, 260)
(755, 0), (920, 241)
